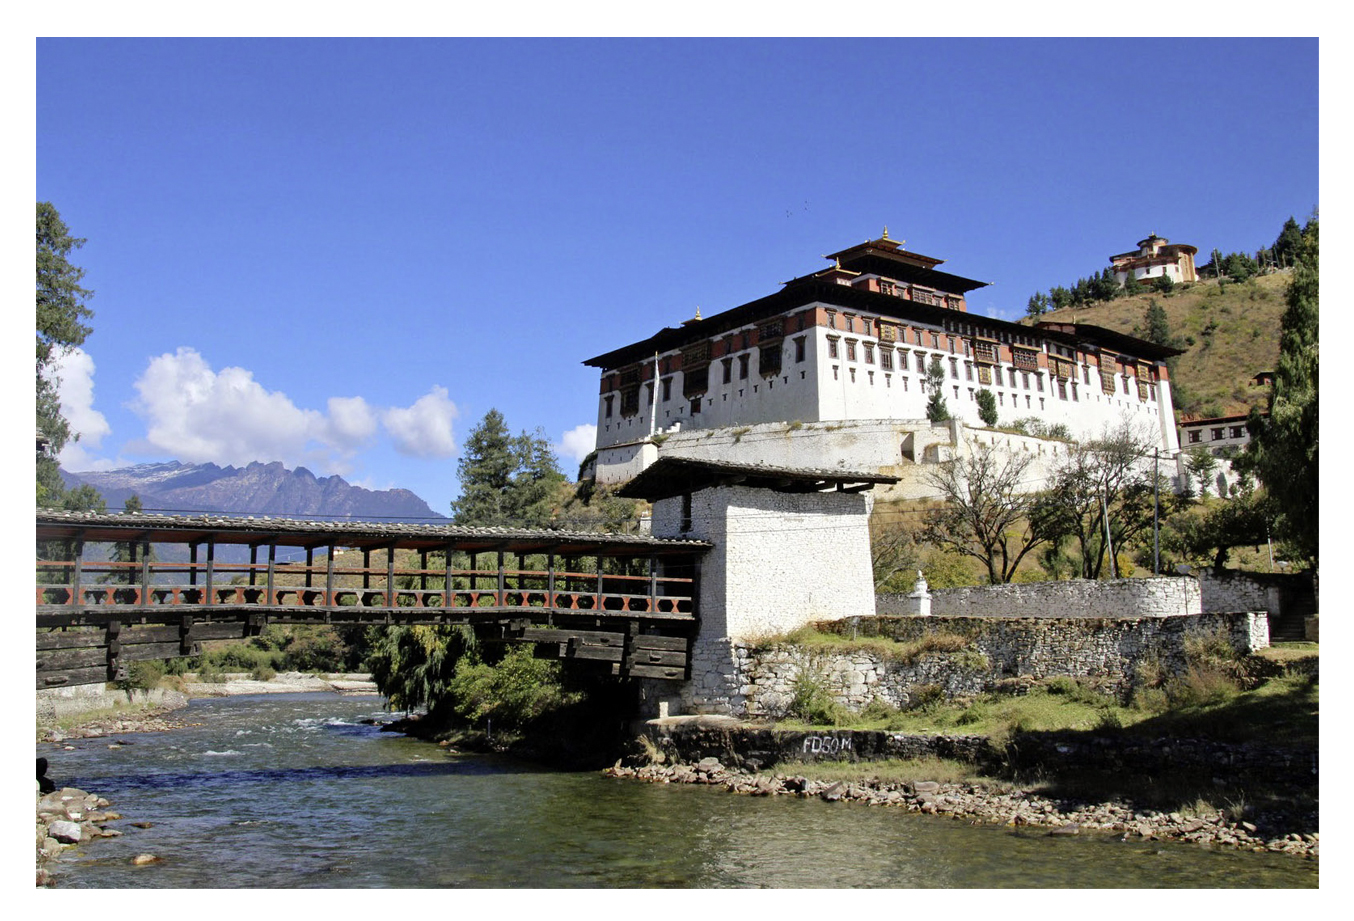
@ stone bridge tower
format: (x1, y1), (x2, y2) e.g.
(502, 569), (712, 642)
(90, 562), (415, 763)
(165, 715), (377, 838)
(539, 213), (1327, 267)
(619, 457), (897, 716)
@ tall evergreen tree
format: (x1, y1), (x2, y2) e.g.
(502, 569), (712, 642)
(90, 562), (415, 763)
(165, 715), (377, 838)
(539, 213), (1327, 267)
(37, 202), (95, 504)
(1240, 218), (1318, 562)
(451, 410), (566, 527)
(924, 359), (950, 423)
(976, 389), (998, 426)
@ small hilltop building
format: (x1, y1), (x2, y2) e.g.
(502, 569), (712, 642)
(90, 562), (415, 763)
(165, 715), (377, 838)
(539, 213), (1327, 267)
(1110, 233), (1198, 288)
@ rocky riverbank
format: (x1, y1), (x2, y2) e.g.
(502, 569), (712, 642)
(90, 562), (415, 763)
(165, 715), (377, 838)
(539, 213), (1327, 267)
(35, 785), (140, 887)
(37, 672), (378, 743)
(605, 759), (1319, 861)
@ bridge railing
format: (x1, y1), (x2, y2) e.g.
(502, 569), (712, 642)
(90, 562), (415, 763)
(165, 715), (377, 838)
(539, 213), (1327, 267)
(36, 558), (696, 618)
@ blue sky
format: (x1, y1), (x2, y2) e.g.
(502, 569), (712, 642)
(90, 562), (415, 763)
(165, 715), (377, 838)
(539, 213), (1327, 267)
(34, 37), (1318, 516)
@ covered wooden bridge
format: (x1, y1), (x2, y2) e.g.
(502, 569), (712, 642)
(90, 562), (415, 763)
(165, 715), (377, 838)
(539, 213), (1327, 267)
(36, 509), (709, 689)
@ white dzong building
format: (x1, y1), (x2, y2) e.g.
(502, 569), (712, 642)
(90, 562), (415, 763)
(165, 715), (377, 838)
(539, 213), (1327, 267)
(584, 233), (1182, 490)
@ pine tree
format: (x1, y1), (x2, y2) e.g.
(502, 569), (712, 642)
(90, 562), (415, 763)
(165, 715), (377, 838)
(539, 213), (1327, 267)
(1272, 216), (1304, 268)
(925, 359), (950, 423)
(37, 202), (95, 504)
(1240, 219), (1318, 562)
(976, 389), (998, 426)
(451, 410), (566, 527)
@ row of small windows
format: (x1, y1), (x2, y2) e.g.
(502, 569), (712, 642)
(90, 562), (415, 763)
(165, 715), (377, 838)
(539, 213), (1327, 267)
(1185, 425), (1247, 444)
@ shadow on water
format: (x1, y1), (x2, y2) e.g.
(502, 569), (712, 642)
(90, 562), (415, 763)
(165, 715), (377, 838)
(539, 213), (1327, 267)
(71, 757), (518, 796)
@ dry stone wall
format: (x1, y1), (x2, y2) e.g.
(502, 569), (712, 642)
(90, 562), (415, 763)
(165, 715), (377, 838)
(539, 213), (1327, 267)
(879, 576), (1202, 619)
(685, 612), (1266, 719)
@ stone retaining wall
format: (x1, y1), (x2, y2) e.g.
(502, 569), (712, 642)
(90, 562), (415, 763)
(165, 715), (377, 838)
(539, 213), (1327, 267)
(690, 612), (1266, 719)
(878, 576), (1201, 619)
(638, 722), (1316, 785)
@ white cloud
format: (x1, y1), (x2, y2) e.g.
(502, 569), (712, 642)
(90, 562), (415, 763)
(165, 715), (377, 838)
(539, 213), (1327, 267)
(129, 348), (385, 473)
(52, 348), (112, 471)
(324, 396), (379, 449)
(557, 423), (597, 466)
(381, 386), (459, 458)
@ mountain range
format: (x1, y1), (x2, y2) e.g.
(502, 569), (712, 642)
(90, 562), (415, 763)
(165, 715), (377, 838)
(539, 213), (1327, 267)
(60, 460), (446, 522)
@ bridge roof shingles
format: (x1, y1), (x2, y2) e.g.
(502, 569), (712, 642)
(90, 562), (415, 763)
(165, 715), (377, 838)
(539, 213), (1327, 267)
(35, 509), (711, 556)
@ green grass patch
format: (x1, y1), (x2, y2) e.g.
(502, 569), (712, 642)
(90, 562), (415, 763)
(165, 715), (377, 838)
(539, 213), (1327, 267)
(764, 625), (984, 667)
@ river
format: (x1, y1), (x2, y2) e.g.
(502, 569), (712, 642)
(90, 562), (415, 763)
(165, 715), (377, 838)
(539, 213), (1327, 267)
(40, 692), (1317, 888)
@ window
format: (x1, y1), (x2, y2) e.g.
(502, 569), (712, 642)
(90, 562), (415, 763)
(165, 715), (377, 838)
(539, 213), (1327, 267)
(880, 350), (893, 370)
(1211, 428), (1224, 441)
(827, 310), (837, 329)
(738, 354), (749, 379)
(965, 362), (973, 382)
(864, 343), (874, 364)
(915, 351), (926, 373)
(1188, 430), (1202, 444)
(827, 337), (839, 359)
(1009, 368), (1018, 388)
(720, 361), (731, 385)
(604, 395), (614, 418)
(620, 387), (640, 417)
(759, 344), (782, 377)
(846, 340), (857, 362)
(950, 357), (959, 379)
(1037, 374), (1045, 393)
(690, 397), (701, 415)
(683, 366), (709, 398)
(1022, 371), (1030, 390)
(794, 337), (806, 363)
(1057, 379), (1067, 400)
(844, 315), (855, 333)
(1230, 425), (1245, 438)
(662, 377), (672, 401)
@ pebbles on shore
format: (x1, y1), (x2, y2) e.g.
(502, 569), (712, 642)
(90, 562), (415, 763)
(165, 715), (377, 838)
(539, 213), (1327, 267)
(605, 760), (1319, 860)
(35, 786), (130, 887)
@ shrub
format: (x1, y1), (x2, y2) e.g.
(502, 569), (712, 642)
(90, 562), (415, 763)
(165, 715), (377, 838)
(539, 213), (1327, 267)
(119, 659), (165, 691)
(250, 665), (276, 682)
(446, 645), (576, 730)
(281, 627), (349, 672)
(906, 683), (946, 711)
(787, 668), (849, 726)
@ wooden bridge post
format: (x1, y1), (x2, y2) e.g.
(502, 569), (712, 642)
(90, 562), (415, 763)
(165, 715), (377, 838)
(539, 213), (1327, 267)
(267, 542), (276, 605)
(497, 550), (506, 605)
(305, 547), (314, 589)
(189, 541), (198, 587)
(326, 542), (336, 606)
(249, 544), (259, 586)
(596, 555), (604, 609)
(140, 541), (151, 601)
(548, 553), (556, 607)
(66, 539), (84, 608)
(443, 544), (454, 610)
(205, 539), (215, 605)
(386, 543), (396, 607)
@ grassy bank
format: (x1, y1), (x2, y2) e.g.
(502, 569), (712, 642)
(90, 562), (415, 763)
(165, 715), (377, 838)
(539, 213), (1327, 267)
(738, 642), (1317, 828)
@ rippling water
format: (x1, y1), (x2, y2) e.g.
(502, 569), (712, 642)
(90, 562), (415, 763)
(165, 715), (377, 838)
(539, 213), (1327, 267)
(40, 693), (1317, 888)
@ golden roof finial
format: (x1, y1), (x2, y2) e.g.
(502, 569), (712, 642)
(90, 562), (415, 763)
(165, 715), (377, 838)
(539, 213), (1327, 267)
(695, 307), (702, 321)
(882, 226), (889, 240)
(835, 257), (841, 269)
